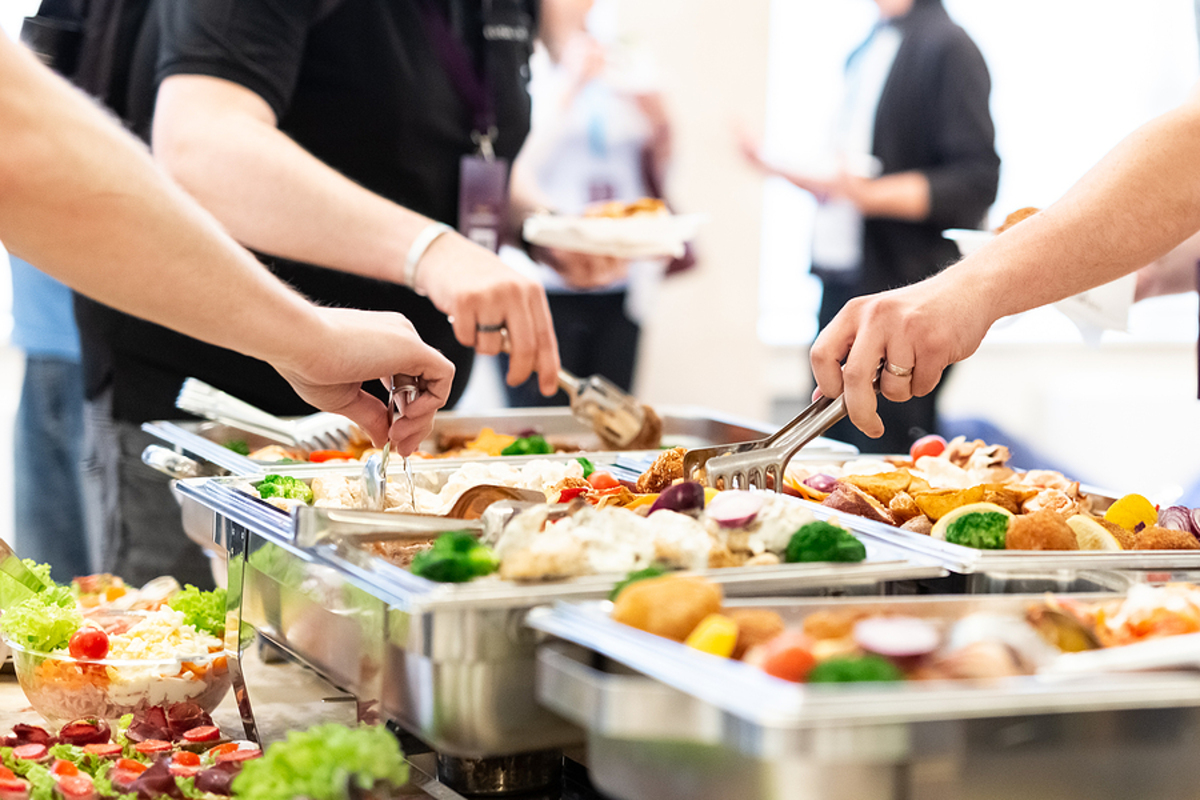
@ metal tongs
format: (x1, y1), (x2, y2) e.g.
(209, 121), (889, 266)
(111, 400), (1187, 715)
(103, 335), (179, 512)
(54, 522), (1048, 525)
(0, 538), (48, 602)
(496, 328), (647, 447)
(683, 367), (881, 491)
(364, 375), (421, 511)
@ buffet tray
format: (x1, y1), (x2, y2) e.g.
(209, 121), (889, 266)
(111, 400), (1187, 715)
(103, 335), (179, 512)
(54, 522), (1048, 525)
(530, 594), (1200, 800)
(174, 477), (943, 758)
(144, 406), (856, 476)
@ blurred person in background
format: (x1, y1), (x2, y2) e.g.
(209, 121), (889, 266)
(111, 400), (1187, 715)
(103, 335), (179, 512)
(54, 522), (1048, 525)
(71, 0), (561, 588)
(502, 0), (689, 405)
(8, 255), (90, 582)
(741, 0), (998, 454)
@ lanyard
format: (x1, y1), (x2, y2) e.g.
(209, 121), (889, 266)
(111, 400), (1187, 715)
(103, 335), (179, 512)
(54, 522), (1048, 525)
(419, 0), (497, 156)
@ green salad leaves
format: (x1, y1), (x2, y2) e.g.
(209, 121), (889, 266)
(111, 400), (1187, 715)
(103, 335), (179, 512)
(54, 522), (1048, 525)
(169, 585), (227, 637)
(231, 724), (408, 800)
(0, 558), (54, 612)
(500, 434), (553, 456)
(0, 584), (82, 653)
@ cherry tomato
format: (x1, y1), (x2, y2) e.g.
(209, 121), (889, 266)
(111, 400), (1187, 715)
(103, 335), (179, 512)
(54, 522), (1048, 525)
(587, 471), (619, 491)
(182, 725), (220, 743)
(50, 760), (79, 778)
(115, 759), (148, 775)
(909, 434), (947, 462)
(758, 632), (817, 683)
(307, 449), (353, 463)
(171, 751), (201, 767)
(67, 628), (109, 661)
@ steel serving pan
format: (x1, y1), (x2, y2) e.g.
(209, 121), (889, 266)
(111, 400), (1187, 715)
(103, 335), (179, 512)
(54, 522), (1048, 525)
(530, 594), (1200, 800)
(144, 406), (857, 476)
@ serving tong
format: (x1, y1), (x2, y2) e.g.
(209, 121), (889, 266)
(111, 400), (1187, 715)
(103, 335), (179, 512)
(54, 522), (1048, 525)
(176, 378), (356, 451)
(364, 375), (421, 512)
(684, 367), (881, 491)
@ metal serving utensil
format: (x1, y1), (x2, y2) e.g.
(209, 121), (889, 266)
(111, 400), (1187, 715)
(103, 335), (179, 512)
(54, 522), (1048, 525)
(0, 538), (49, 601)
(684, 367), (881, 491)
(364, 375), (421, 512)
(177, 378), (357, 451)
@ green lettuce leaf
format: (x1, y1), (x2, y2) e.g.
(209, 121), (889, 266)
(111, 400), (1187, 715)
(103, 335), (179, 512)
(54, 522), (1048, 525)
(0, 585), (83, 652)
(168, 585), (227, 637)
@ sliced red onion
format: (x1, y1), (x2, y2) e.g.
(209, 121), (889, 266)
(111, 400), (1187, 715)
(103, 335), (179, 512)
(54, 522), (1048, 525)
(1158, 506), (1196, 535)
(854, 616), (940, 658)
(1191, 508), (1200, 540)
(649, 482), (706, 516)
(706, 490), (766, 528)
(802, 473), (838, 493)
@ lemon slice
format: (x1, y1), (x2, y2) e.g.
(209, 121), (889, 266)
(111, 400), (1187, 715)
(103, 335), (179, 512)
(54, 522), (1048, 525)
(1066, 515), (1123, 550)
(1104, 493), (1158, 532)
(930, 502), (1014, 540)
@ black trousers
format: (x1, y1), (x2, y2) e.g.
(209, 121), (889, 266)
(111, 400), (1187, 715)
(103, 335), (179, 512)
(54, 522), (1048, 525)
(504, 291), (640, 407)
(816, 276), (948, 455)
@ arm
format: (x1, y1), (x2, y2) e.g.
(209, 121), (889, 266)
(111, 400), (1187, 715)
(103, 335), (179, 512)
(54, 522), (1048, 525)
(811, 82), (1200, 438)
(153, 75), (559, 395)
(0, 35), (452, 451)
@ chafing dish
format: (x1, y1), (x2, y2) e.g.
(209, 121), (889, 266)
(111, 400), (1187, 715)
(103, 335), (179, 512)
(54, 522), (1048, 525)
(144, 406), (857, 476)
(173, 475), (944, 760)
(530, 594), (1200, 800)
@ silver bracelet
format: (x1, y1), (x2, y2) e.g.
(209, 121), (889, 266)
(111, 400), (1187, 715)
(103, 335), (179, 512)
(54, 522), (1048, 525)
(404, 221), (453, 295)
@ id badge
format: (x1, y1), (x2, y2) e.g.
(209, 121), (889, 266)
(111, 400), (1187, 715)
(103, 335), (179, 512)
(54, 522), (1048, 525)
(459, 155), (509, 254)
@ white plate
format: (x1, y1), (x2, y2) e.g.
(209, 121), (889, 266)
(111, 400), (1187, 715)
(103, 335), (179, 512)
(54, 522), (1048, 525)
(523, 212), (707, 259)
(942, 228), (995, 257)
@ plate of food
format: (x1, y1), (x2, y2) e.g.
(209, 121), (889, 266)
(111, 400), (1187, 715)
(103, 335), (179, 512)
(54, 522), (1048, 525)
(523, 198), (706, 259)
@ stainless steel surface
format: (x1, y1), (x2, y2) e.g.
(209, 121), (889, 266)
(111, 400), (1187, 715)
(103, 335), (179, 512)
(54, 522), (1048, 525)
(531, 595), (1200, 800)
(435, 751), (561, 795)
(176, 476), (941, 758)
(0, 538), (48, 598)
(144, 406), (848, 477)
(176, 377), (355, 450)
(142, 443), (222, 479)
(365, 453), (387, 512)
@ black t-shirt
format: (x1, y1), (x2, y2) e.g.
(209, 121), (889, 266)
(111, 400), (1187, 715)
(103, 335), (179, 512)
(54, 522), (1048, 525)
(75, 0), (536, 422)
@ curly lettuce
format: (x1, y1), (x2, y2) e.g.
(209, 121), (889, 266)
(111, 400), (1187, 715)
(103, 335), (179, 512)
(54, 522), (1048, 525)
(168, 585), (227, 637)
(0, 559), (55, 612)
(0, 585), (82, 653)
(231, 724), (408, 800)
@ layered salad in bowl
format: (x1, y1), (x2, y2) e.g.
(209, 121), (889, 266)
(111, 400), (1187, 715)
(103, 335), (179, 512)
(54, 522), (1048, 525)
(0, 571), (230, 727)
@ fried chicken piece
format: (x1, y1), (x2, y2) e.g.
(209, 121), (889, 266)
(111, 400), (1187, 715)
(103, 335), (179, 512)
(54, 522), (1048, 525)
(727, 609), (785, 660)
(994, 206), (1039, 234)
(1133, 525), (1200, 550)
(637, 447), (686, 493)
(1005, 508), (1079, 550)
(888, 491), (922, 524)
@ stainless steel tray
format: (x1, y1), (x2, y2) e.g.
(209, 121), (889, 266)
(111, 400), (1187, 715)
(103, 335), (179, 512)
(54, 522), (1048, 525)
(530, 594), (1200, 800)
(144, 406), (857, 476)
(175, 477), (943, 758)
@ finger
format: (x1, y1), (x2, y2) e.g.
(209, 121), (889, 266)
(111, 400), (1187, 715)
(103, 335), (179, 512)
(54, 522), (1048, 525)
(502, 294), (538, 387)
(810, 320), (852, 402)
(391, 415), (435, 456)
(840, 326), (887, 439)
(331, 390), (391, 448)
(474, 319), (506, 357)
(879, 344), (916, 403)
(910, 354), (945, 399)
(528, 287), (561, 396)
(449, 306), (478, 349)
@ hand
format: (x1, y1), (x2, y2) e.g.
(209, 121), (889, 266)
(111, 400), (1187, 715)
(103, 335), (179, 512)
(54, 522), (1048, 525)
(542, 247), (630, 289)
(273, 307), (455, 454)
(810, 270), (993, 438)
(415, 232), (560, 395)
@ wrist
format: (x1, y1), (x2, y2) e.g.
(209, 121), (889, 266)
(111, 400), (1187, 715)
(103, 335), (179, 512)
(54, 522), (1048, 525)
(404, 221), (453, 296)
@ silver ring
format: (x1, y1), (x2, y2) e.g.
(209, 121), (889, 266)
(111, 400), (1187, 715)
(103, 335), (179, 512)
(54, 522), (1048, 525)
(476, 322), (505, 333)
(884, 361), (914, 378)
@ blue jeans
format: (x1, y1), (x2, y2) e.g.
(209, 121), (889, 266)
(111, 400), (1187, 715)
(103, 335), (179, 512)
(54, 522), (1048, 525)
(13, 356), (91, 582)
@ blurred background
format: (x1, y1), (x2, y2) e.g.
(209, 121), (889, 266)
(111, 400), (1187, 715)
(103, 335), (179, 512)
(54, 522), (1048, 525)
(3, 0), (1199, 551)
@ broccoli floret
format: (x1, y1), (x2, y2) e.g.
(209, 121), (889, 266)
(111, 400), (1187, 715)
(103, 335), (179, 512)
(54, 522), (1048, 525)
(807, 655), (903, 684)
(224, 439), (251, 456)
(944, 511), (1009, 549)
(410, 531), (499, 583)
(500, 435), (554, 456)
(256, 474), (314, 504)
(609, 564), (669, 601)
(785, 521), (866, 563)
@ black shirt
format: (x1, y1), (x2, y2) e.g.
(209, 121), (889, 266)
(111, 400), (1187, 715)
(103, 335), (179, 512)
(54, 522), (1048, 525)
(75, 0), (536, 422)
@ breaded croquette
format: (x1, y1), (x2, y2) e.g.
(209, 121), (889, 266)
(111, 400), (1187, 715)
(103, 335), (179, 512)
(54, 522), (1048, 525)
(1005, 507), (1079, 550)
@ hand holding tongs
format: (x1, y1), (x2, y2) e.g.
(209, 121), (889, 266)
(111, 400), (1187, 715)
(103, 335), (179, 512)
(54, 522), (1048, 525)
(683, 365), (882, 491)
(363, 375), (421, 511)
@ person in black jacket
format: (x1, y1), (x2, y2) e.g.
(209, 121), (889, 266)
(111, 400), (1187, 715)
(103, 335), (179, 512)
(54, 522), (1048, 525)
(743, 0), (999, 454)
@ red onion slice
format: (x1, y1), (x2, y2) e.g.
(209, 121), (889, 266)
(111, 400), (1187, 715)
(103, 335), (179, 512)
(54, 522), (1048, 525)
(706, 490), (766, 528)
(854, 616), (940, 658)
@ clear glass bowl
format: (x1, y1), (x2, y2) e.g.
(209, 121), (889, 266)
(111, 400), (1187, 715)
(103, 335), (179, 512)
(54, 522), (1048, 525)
(4, 636), (231, 728)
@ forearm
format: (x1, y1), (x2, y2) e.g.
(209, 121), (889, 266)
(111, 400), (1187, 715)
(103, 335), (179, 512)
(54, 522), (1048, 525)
(153, 76), (431, 285)
(944, 95), (1200, 323)
(0, 38), (325, 372)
